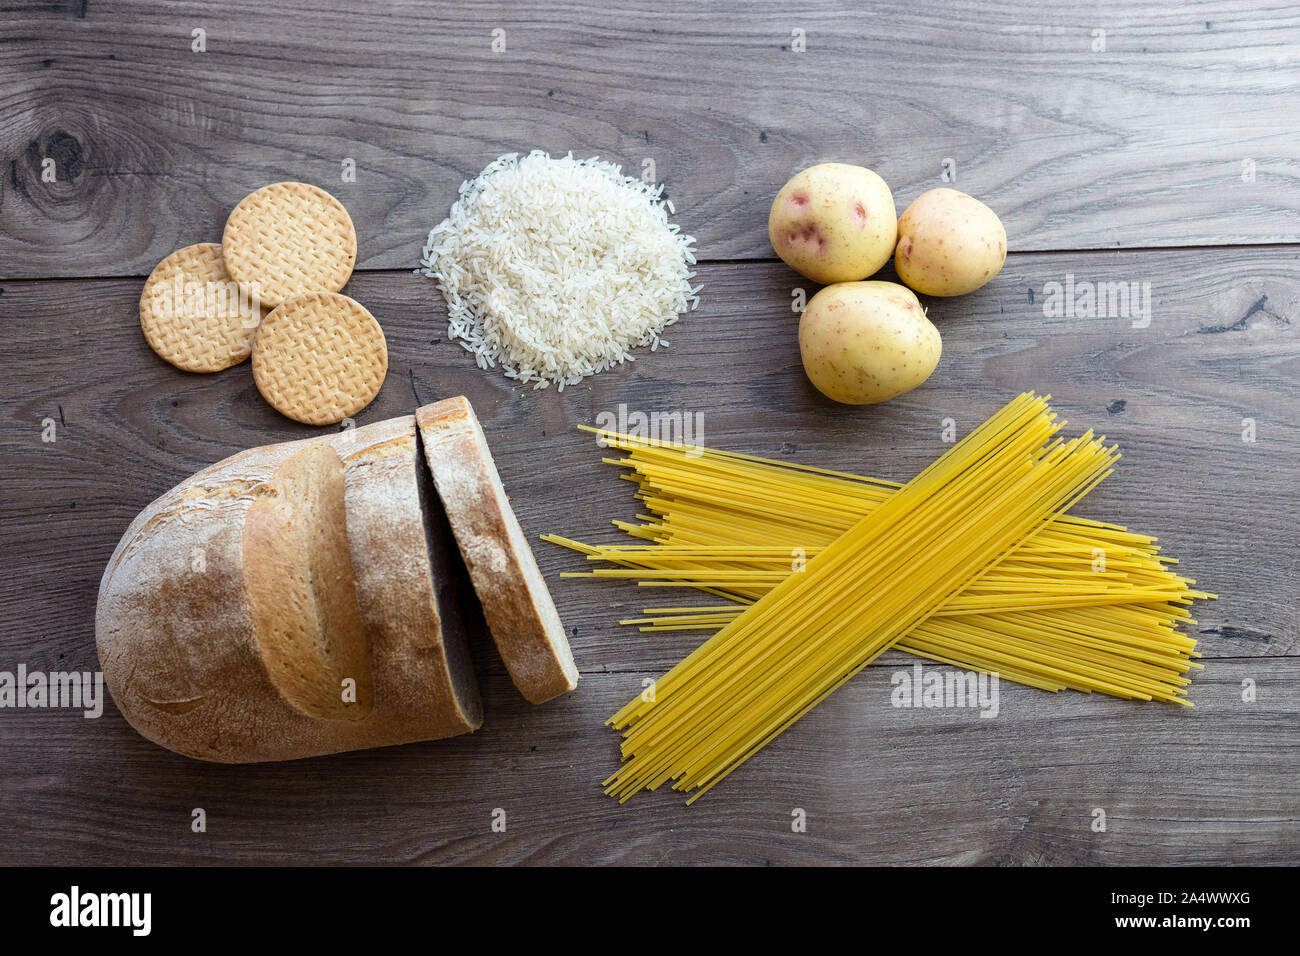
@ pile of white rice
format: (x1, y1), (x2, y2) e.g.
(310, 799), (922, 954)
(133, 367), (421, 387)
(419, 150), (700, 390)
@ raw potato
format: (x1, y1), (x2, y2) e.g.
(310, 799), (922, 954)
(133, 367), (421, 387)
(798, 281), (941, 405)
(768, 163), (898, 284)
(894, 188), (1006, 296)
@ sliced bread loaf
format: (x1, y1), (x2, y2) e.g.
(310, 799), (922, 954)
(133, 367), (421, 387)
(96, 418), (482, 762)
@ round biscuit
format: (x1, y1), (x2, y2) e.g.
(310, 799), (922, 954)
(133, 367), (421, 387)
(139, 243), (267, 373)
(251, 292), (388, 426)
(222, 182), (357, 307)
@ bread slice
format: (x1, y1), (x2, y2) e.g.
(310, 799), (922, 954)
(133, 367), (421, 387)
(330, 416), (482, 736)
(415, 397), (578, 704)
(96, 419), (482, 762)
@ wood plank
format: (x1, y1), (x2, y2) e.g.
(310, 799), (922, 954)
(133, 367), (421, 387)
(1, 248), (1296, 864)
(4, 0), (1300, 279)
(0, 661), (1294, 865)
(2, 251), (1295, 671)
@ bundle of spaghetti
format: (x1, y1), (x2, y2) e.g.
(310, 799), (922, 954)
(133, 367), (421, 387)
(543, 415), (1210, 707)
(594, 393), (1128, 802)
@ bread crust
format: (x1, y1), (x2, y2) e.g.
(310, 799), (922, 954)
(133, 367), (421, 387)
(95, 417), (482, 762)
(415, 397), (578, 704)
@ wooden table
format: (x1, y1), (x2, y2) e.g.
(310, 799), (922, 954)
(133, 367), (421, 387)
(2, 1), (1296, 866)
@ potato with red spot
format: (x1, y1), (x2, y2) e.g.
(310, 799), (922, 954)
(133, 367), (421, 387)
(768, 164), (897, 284)
(894, 188), (1006, 296)
(798, 281), (941, 405)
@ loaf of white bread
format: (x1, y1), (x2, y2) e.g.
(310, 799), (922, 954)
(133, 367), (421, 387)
(95, 397), (577, 762)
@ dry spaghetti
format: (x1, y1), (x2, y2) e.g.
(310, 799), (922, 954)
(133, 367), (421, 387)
(545, 394), (1212, 803)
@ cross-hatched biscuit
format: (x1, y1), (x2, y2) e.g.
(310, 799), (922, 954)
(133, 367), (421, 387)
(222, 182), (357, 307)
(252, 292), (388, 425)
(139, 243), (266, 372)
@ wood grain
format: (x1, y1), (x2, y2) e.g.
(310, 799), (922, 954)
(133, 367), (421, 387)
(0, 663), (1293, 866)
(3, 252), (1296, 669)
(0, 246), (1296, 864)
(3, 0), (1300, 279)
(1, 0), (1297, 866)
